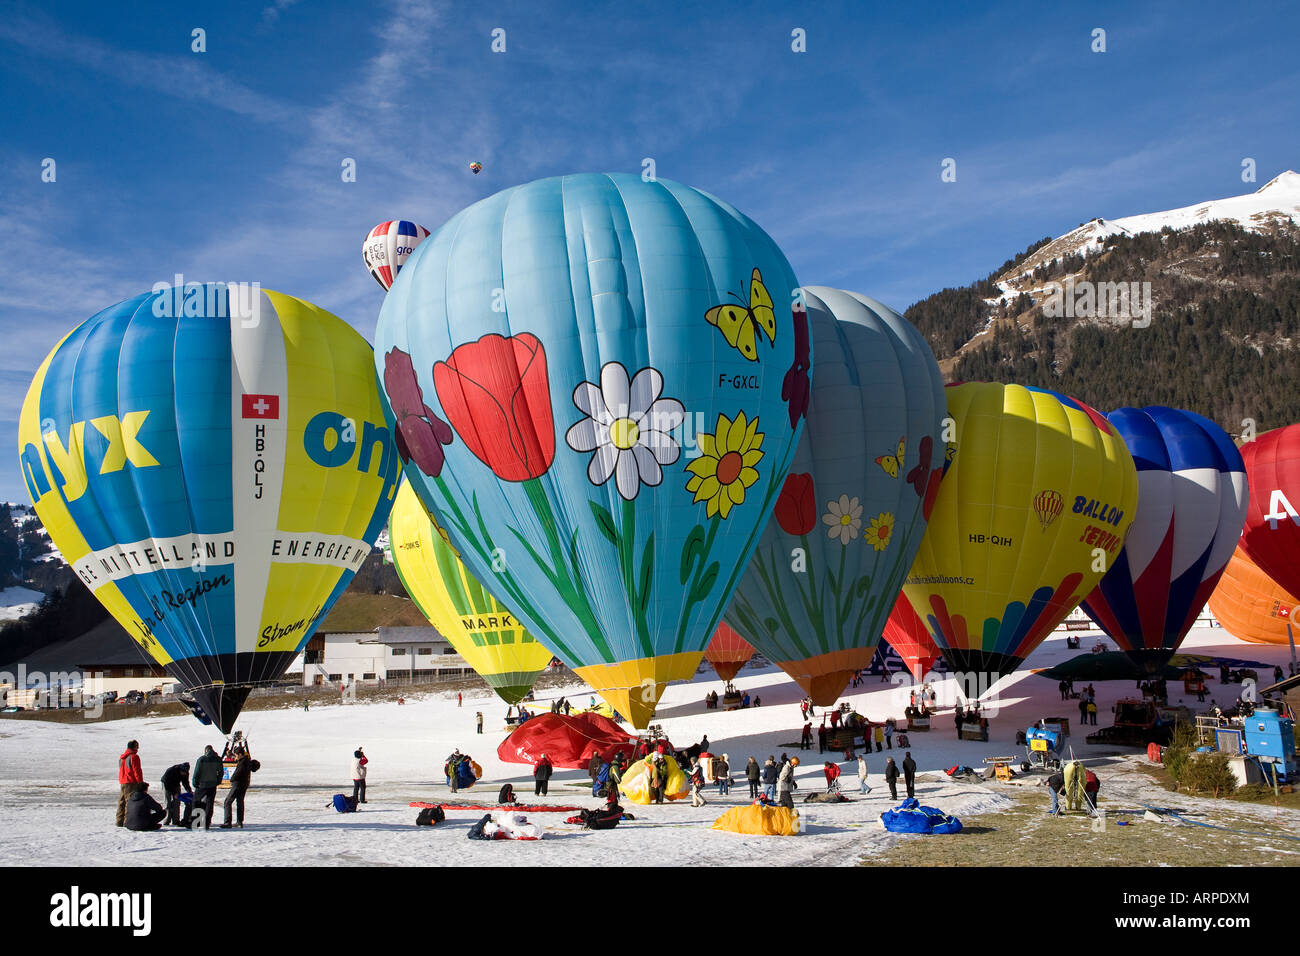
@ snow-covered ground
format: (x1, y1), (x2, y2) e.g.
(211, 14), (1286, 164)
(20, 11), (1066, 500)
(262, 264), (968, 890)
(0, 625), (1289, 867)
(0, 585), (44, 622)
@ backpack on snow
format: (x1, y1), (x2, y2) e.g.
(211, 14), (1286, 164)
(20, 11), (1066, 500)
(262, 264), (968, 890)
(332, 793), (358, 813)
(498, 783), (516, 804)
(415, 805), (446, 826)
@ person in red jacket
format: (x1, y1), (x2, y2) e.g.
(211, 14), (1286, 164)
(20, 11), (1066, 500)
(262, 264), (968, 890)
(116, 739), (144, 827)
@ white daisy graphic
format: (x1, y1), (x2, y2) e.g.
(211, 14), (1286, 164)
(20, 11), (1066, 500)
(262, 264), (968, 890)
(565, 363), (685, 500)
(822, 494), (863, 545)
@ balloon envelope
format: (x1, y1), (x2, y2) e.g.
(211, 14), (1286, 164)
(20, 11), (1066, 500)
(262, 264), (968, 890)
(363, 220), (431, 291)
(1240, 424), (1300, 601)
(1208, 544), (1300, 646)
(883, 591), (944, 682)
(19, 285), (400, 731)
(726, 288), (946, 704)
(374, 173), (806, 726)
(388, 479), (554, 703)
(900, 383), (1139, 684)
(1081, 407), (1247, 671)
(704, 623), (755, 682)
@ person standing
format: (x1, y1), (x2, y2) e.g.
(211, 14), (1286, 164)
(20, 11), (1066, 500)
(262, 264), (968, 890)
(1078, 695), (1088, 727)
(884, 757), (899, 800)
(220, 753), (256, 828)
(476, 711), (484, 734)
(191, 745), (223, 830)
(884, 718), (895, 750)
(816, 723), (826, 754)
(457, 692), (463, 708)
(1045, 769), (1066, 815)
(954, 708), (964, 740)
(873, 723), (884, 753)
(762, 757), (778, 802)
(688, 758), (708, 807)
(716, 754), (731, 796)
(648, 754), (666, 805)
(116, 740), (144, 828)
(351, 748), (368, 804)
(856, 754), (871, 793)
(776, 756), (800, 809)
(160, 761), (191, 827)
(745, 757), (760, 799)
(1087, 699), (1098, 726)
(902, 751), (917, 798)
(533, 753), (553, 796)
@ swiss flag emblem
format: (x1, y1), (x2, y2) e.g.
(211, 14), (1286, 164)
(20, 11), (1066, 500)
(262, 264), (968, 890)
(1280, 606), (1291, 619)
(242, 394), (280, 419)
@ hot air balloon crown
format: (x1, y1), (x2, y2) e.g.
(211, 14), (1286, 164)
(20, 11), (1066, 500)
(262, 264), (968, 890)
(373, 173), (809, 725)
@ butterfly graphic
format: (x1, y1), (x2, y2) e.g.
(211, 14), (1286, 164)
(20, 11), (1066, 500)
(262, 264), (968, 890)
(705, 268), (776, 361)
(875, 437), (905, 478)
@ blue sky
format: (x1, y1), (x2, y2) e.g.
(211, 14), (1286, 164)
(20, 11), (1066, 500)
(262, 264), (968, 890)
(1, 0), (1297, 501)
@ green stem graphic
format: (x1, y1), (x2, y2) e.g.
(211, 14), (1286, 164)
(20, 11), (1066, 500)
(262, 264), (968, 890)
(431, 476), (578, 663)
(520, 478), (610, 660)
(673, 516), (720, 654)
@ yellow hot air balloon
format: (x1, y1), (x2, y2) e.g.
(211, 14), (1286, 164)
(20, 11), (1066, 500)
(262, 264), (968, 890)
(388, 480), (554, 703)
(900, 383), (1139, 684)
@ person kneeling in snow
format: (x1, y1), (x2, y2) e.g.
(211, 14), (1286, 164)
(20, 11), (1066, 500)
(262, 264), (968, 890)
(124, 783), (167, 832)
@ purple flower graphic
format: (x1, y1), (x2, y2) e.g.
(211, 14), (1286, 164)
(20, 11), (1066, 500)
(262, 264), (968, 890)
(383, 347), (453, 477)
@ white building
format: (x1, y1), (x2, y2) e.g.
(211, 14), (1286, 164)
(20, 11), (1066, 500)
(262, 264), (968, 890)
(292, 625), (474, 688)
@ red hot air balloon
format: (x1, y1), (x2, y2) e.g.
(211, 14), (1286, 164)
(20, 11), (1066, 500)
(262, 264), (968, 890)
(704, 624), (755, 682)
(882, 591), (944, 682)
(1240, 425), (1300, 600)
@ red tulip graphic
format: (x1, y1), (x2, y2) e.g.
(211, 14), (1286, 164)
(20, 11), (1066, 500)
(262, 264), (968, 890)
(774, 472), (817, 535)
(433, 332), (556, 482)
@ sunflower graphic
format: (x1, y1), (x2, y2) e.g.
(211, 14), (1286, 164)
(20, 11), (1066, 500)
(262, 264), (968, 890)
(685, 411), (765, 519)
(864, 512), (895, 552)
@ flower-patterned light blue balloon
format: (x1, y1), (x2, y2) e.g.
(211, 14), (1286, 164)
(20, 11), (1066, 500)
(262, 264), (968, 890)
(373, 173), (808, 726)
(726, 288), (947, 704)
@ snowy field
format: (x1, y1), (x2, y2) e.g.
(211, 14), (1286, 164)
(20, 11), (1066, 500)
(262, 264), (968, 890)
(0, 626), (1291, 867)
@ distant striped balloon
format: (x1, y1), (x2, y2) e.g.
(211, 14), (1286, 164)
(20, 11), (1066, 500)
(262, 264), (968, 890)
(1081, 407), (1247, 672)
(363, 220), (431, 291)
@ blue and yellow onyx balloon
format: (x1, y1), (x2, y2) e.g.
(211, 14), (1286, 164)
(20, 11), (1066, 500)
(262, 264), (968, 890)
(19, 284), (400, 731)
(375, 173), (807, 726)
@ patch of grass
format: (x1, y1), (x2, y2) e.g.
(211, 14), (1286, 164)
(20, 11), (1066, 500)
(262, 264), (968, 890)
(862, 787), (1300, 866)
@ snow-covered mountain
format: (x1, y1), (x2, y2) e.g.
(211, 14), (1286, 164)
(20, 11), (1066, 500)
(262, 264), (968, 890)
(998, 170), (1300, 295)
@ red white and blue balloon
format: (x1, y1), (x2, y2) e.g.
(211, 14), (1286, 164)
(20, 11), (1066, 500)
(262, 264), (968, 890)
(363, 220), (431, 291)
(1080, 407), (1248, 671)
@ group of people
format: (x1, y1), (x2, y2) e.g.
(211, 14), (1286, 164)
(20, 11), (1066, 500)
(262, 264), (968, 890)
(1138, 678), (1169, 702)
(116, 738), (257, 832)
(703, 688), (756, 709)
(444, 749), (479, 792)
(1076, 687), (1099, 726)
(953, 703), (990, 738)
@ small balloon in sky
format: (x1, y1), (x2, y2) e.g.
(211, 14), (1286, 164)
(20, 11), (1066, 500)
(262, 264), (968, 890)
(363, 220), (431, 291)
(469, 162), (483, 175)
